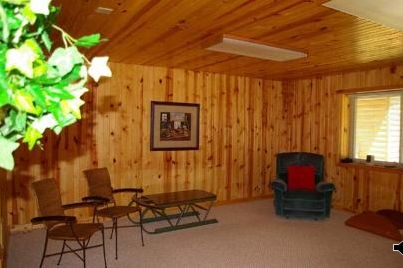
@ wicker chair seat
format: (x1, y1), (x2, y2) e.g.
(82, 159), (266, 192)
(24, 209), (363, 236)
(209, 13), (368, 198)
(97, 206), (140, 218)
(49, 223), (103, 241)
(83, 167), (144, 260)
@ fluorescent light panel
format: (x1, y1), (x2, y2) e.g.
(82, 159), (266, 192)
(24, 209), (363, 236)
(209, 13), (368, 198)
(95, 7), (114, 15)
(206, 37), (307, 62)
(323, 0), (403, 31)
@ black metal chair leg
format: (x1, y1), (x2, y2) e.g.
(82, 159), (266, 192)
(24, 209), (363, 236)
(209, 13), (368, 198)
(139, 210), (144, 247)
(83, 243), (86, 268)
(39, 232), (49, 268)
(101, 227), (107, 268)
(57, 240), (66, 265)
(110, 220), (115, 239)
(92, 207), (97, 223)
(115, 218), (118, 260)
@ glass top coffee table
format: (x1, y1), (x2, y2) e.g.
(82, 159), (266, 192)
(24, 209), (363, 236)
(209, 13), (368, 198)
(129, 190), (218, 234)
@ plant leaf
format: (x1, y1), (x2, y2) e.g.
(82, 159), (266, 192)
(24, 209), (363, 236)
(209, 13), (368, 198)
(75, 33), (101, 48)
(57, 65), (82, 87)
(22, 5), (37, 24)
(0, 44), (10, 107)
(25, 84), (46, 108)
(0, 135), (19, 171)
(2, 0), (29, 4)
(44, 85), (75, 100)
(30, 0), (52, 16)
(0, 109), (27, 136)
(88, 56), (112, 82)
(13, 90), (38, 114)
(48, 47), (83, 76)
(5, 40), (39, 78)
(31, 113), (58, 133)
(40, 31), (52, 51)
(33, 59), (47, 77)
(0, 87), (10, 107)
(48, 102), (76, 127)
(23, 125), (42, 150)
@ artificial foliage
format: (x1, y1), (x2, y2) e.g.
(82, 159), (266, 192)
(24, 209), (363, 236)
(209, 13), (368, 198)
(0, 0), (111, 170)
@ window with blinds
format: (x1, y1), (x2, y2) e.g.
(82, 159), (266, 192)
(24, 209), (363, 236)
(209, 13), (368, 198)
(350, 91), (402, 163)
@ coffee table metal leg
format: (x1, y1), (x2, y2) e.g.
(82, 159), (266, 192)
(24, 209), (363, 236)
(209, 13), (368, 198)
(203, 201), (214, 221)
(189, 205), (201, 222)
(175, 205), (190, 226)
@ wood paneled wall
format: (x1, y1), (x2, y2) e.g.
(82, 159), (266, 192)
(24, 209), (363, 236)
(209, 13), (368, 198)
(0, 169), (7, 268)
(6, 63), (284, 227)
(7, 62), (403, 227)
(282, 65), (403, 213)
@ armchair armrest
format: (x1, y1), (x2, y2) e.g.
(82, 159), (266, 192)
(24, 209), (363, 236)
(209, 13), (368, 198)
(271, 179), (287, 192)
(31, 215), (76, 225)
(82, 195), (110, 204)
(62, 201), (104, 210)
(112, 188), (144, 194)
(316, 182), (335, 192)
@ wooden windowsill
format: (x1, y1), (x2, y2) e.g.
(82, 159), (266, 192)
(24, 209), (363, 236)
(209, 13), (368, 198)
(337, 162), (403, 173)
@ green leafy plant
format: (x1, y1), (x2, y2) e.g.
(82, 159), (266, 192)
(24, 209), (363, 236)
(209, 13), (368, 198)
(0, 0), (111, 170)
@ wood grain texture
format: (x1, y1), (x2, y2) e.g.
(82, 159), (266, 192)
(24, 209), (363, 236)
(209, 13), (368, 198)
(0, 169), (7, 268)
(54, 0), (403, 80)
(282, 64), (403, 213)
(7, 62), (403, 227)
(7, 63), (282, 227)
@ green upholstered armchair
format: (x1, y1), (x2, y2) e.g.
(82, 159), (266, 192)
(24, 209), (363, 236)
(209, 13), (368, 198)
(270, 152), (335, 219)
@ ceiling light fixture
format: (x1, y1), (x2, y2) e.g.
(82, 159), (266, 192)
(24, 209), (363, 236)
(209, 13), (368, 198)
(323, 0), (403, 31)
(95, 7), (114, 15)
(206, 35), (307, 62)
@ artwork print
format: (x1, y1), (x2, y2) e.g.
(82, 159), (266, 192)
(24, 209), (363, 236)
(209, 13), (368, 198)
(160, 112), (192, 141)
(151, 101), (200, 151)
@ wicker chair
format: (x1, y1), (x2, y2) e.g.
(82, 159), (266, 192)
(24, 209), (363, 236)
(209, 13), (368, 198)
(83, 167), (144, 260)
(31, 178), (107, 268)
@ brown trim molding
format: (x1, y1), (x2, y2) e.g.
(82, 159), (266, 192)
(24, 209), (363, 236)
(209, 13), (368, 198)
(215, 194), (272, 206)
(336, 84), (403, 95)
(337, 162), (403, 174)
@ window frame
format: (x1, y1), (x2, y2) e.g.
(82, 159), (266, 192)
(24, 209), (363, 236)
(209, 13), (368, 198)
(348, 90), (403, 165)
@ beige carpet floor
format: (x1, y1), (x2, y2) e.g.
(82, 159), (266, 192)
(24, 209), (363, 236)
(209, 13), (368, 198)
(7, 200), (403, 268)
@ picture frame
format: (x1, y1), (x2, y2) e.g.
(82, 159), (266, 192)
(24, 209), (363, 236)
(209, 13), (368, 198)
(150, 101), (200, 151)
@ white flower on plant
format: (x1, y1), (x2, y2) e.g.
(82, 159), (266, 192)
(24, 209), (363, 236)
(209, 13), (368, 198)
(88, 56), (112, 82)
(30, 0), (52, 15)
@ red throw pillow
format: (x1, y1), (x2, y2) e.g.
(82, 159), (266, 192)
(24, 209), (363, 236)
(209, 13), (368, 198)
(287, 165), (316, 191)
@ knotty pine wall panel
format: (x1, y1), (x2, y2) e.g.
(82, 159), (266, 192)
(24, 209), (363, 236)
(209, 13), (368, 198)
(7, 63), (284, 227)
(283, 65), (403, 213)
(0, 169), (7, 267)
(10, 62), (403, 227)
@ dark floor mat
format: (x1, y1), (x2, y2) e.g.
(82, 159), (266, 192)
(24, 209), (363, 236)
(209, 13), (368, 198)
(345, 211), (402, 241)
(377, 209), (403, 229)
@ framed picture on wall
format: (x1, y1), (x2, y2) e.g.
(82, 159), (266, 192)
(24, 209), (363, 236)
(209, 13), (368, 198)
(150, 101), (200, 151)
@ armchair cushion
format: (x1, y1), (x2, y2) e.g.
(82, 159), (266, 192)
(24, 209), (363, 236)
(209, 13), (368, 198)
(287, 165), (315, 191)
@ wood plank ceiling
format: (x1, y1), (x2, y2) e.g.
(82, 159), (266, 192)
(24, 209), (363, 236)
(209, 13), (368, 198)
(55, 0), (403, 80)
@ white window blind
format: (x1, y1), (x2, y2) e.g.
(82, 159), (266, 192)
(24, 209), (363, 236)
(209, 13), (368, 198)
(350, 91), (402, 163)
